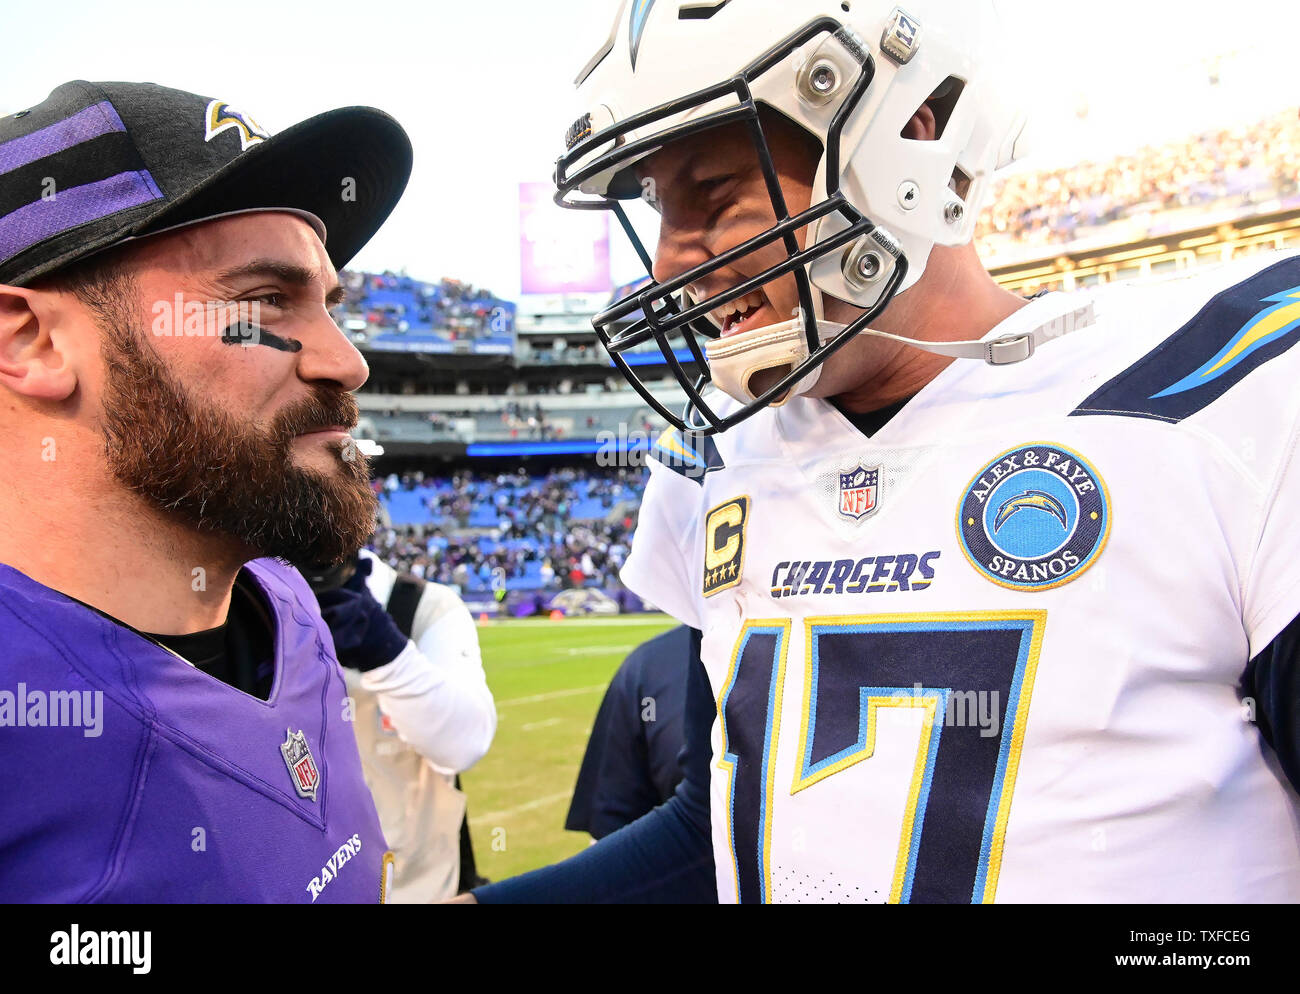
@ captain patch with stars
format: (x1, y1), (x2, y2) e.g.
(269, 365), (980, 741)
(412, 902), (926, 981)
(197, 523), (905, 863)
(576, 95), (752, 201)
(957, 443), (1111, 591)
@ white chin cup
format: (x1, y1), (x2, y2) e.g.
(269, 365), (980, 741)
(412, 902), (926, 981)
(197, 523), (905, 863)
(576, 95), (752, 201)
(704, 317), (844, 406)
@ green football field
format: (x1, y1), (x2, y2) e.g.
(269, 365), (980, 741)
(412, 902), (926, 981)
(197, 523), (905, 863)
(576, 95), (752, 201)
(461, 613), (679, 882)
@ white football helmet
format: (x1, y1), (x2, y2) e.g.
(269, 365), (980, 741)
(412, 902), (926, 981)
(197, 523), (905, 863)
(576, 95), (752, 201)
(555, 0), (1029, 434)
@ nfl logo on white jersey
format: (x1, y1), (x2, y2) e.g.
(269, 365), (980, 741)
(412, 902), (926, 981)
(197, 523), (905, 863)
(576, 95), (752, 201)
(838, 465), (879, 521)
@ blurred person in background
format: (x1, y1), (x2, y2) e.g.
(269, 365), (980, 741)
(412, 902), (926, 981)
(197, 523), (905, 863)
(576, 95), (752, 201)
(566, 626), (690, 841)
(301, 547), (497, 901)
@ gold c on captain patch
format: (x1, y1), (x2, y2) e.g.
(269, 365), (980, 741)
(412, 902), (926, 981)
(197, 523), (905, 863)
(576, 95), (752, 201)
(703, 496), (748, 597)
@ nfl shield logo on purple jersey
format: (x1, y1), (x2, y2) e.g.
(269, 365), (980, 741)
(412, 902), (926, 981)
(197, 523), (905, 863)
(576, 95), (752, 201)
(280, 728), (321, 801)
(838, 465), (880, 521)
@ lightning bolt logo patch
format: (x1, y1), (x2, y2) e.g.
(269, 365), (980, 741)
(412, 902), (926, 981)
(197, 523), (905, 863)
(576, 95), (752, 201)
(1073, 257), (1300, 424)
(1152, 285), (1300, 398)
(958, 443), (1110, 591)
(993, 490), (1068, 533)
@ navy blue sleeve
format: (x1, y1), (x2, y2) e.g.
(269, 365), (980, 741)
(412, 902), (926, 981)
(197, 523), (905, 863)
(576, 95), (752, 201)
(565, 626), (692, 838)
(564, 651), (659, 838)
(643, 627), (691, 804)
(1242, 612), (1300, 792)
(475, 628), (716, 903)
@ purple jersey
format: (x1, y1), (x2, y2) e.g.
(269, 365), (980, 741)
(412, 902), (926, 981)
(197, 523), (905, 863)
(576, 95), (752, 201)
(0, 559), (389, 902)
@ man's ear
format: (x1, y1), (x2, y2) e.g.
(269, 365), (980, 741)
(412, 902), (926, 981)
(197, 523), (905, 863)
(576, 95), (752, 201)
(901, 102), (938, 142)
(0, 286), (79, 401)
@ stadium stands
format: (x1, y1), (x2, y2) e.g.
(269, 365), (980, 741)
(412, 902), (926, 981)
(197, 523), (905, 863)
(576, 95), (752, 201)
(335, 269), (517, 354)
(356, 399), (663, 444)
(976, 109), (1300, 264)
(367, 468), (644, 597)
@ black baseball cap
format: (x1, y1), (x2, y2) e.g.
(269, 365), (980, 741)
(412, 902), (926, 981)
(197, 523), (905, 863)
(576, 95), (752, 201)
(0, 80), (413, 287)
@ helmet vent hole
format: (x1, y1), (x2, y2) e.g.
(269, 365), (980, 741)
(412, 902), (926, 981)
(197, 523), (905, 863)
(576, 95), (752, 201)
(902, 75), (966, 142)
(678, 0), (732, 20)
(950, 166), (972, 200)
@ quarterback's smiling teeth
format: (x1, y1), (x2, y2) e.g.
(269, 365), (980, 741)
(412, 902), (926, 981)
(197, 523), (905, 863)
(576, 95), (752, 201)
(712, 291), (766, 330)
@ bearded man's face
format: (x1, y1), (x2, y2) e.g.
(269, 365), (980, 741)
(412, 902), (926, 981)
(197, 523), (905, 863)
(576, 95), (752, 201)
(83, 213), (377, 566)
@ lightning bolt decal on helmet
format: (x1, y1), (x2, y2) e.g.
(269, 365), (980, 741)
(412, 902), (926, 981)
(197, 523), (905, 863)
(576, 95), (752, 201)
(554, 0), (1032, 435)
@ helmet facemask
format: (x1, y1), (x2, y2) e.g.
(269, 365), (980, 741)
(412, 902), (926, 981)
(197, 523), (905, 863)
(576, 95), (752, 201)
(555, 17), (909, 436)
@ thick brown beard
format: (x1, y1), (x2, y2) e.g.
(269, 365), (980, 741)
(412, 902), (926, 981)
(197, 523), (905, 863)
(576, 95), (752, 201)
(97, 309), (377, 567)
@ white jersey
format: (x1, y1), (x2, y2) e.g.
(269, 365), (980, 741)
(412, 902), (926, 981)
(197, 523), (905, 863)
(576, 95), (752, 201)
(621, 250), (1300, 903)
(346, 550), (497, 902)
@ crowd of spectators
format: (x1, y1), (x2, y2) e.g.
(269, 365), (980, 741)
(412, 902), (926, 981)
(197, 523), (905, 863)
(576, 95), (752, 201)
(976, 109), (1300, 258)
(358, 372), (627, 398)
(499, 401), (560, 440)
(433, 276), (511, 340)
(334, 269), (513, 340)
(523, 340), (602, 365)
(366, 467), (646, 593)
